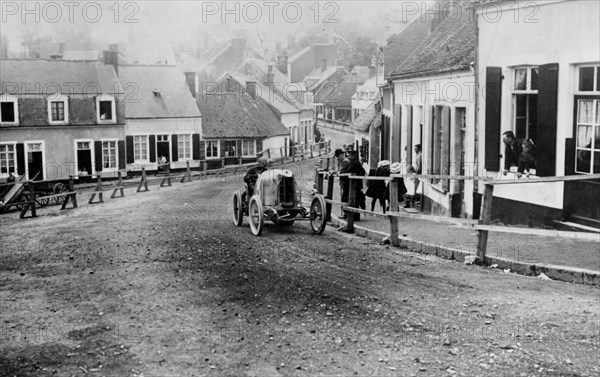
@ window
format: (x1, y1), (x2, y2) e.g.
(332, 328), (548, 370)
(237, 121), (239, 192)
(0, 95), (18, 125)
(206, 141), (218, 158)
(77, 141), (91, 150)
(223, 140), (237, 157)
(431, 106), (451, 188)
(241, 140), (255, 156)
(512, 67), (539, 140)
(134, 135), (148, 162)
(47, 94), (69, 124)
(575, 99), (600, 174)
(102, 140), (118, 169)
(96, 94), (116, 123)
(0, 143), (16, 174)
(178, 134), (192, 160)
(578, 65), (600, 93)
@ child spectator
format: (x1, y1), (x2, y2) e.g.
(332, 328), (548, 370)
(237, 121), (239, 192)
(518, 139), (537, 177)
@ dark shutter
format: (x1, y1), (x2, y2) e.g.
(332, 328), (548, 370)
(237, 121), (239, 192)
(536, 63), (559, 176)
(256, 139), (263, 154)
(564, 138), (575, 175)
(406, 106), (413, 165)
(149, 135), (156, 162)
(171, 134), (179, 162)
(16, 143), (25, 176)
(220, 140), (226, 158)
(484, 67), (503, 171)
(393, 104), (402, 161)
(237, 140), (242, 157)
(441, 106), (451, 191)
(192, 134), (201, 160)
(118, 140), (126, 169)
(199, 141), (206, 160)
(126, 136), (134, 163)
(94, 141), (103, 172)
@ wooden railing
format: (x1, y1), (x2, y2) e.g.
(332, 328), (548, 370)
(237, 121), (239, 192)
(316, 117), (353, 134)
(315, 171), (600, 264)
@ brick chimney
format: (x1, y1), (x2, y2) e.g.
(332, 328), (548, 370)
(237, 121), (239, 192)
(103, 49), (119, 75)
(321, 58), (327, 73)
(277, 54), (288, 75)
(246, 81), (257, 99)
(184, 72), (197, 98)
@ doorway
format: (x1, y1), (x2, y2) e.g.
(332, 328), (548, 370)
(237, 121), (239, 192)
(26, 142), (44, 181)
(156, 135), (171, 161)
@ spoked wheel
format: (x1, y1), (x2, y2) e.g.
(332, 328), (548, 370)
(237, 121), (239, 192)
(310, 194), (327, 235)
(232, 190), (244, 227)
(36, 197), (50, 207)
(53, 183), (67, 205)
(248, 195), (264, 236)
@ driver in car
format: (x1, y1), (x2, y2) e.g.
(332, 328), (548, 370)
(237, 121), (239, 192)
(243, 157), (269, 201)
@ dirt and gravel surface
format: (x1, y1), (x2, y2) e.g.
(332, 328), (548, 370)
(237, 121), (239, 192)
(1, 153), (599, 377)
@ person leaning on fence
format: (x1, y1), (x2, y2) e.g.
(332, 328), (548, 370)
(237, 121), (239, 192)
(330, 149), (351, 218)
(518, 138), (537, 177)
(502, 130), (523, 175)
(365, 160), (390, 213)
(405, 144), (422, 208)
(384, 162), (408, 212)
(341, 150), (366, 221)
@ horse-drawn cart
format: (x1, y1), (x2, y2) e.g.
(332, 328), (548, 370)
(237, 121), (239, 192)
(1, 178), (71, 213)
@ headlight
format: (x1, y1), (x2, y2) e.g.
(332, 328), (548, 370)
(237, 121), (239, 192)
(296, 190), (302, 202)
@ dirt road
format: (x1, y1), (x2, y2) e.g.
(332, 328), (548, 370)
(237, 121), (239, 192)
(1, 157), (598, 377)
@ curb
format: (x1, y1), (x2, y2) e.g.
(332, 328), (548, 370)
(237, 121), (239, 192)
(329, 216), (600, 286)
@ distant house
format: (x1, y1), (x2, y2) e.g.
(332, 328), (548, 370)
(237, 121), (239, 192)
(194, 37), (263, 83)
(287, 43), (339, 84)
(197, 75), (289, 167)
(351, 67), (384, 122)
(117, 65), (202, 172)
(237, 59), (315, 146)
(389, 1), (476, 217)
(315, 80), (360, 123)
(350, 100), (382, 169)
(0, 56), (125, 181)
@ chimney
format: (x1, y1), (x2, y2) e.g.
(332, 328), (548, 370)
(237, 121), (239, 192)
(246, 81), (257, 99)
(58, 42), (65, 54)
(277, 54), (288, 74)
(369, 65), (376, 78)
(264, 65), (275, 86)
(321, 58), (327, 73)
(109, 43), (119, 52)
(103, 50), (119, 75)
(184, 72), (197, 98)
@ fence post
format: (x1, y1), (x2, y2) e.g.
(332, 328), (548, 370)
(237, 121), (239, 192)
(160, 165), (172, 187)
(20, 181), (36, 218)
(325, 174), (335, 222)
(315, 169), (324, 194)
(67, 175), (77, 208)
(88, 174), (104, 204)
(280, 147), (284, 163)
(310, 144), (314, 158)
(476, 183), (494, 263)
(389, 177), (399, 213)
(137, 167), (149, 192)
(203, 160), (207, 180)
(110, 171), (125, 198)
(346, 178), (357, 233)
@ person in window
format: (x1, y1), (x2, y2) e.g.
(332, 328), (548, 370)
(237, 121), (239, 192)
(518, 139), (537, 177)
(243, 157), (269, 202)
(79, 167), (88, 176)
(502, 131), (523, 175)
(158, 155), (167, 172)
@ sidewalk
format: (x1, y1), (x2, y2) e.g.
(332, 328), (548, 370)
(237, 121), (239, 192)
(325, 190), (600, 285)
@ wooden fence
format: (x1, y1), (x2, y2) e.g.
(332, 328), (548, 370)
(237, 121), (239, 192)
(315, 170), (600, 263)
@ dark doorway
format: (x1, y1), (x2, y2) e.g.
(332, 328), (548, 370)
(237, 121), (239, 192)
(27, 143), (43, 181)
(76, 141), (93, 177)
(157, 135), (170, 161)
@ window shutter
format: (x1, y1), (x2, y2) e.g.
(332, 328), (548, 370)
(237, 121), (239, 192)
(536, 63), (559, 177)
(220, 140), (226, 158)
(126, 136), (134, 163)
(393, 104), (402, 161)
(94, 141), (103, 172)
(149, 135), (156, 163)
(484, 67), (503, 171)
(118, 140), (126, 169)
(564, 138), (575, 175)
(171, 134), (179, 162)
(199, 141), (206, 160)
(192, 134), (201, 160)
(237, 140), (242, 157)
(16, 143), (25, 176)
(406, 106), (413, 165)
(441, 106), (451, 191)
(256, 139), (263, 154)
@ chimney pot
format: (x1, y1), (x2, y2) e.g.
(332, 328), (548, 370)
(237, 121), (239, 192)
(246, 81), (258, 99)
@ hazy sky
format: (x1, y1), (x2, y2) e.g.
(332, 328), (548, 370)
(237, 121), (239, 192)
(1, 0), (435, 54)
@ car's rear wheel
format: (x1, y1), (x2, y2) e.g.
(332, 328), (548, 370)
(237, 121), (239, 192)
(248, 195), (264, 236)
(310, 194), (327, 235)
(232, 190), (244, 226)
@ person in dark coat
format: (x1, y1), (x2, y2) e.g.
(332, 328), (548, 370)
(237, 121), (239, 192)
(340, 150), (366, 220)
(503, 130), (523, 175)
(383, 162), (408, 212)
(365, 161), (390, 213)
(243, 157), (269, 202)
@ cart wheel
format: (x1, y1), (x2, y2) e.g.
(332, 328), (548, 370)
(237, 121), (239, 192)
(15, 193), (29, 210)
(248, 195), (264, 236)
(36, 197), (50, 207)
(232, 190), (244, 227)
(310, 194), (327, 235)
(53, 183), (67, 205)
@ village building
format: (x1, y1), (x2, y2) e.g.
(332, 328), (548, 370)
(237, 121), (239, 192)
(0, 56), (125, 181)
(350, 100), (382, 169)
(197, 74), (289, 168)
(389, 2), (476, 217)
(475, 0), (600, 228)
(117, 64), (202, 173)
